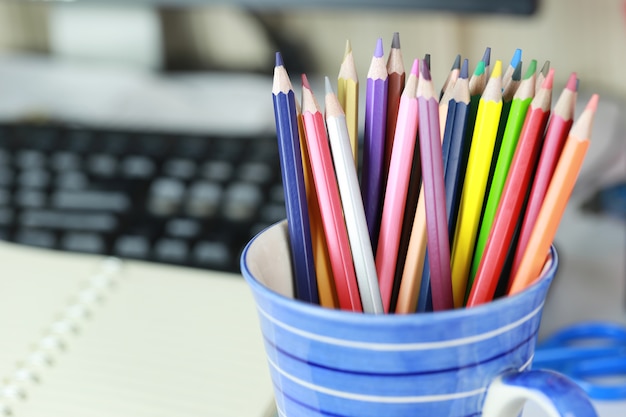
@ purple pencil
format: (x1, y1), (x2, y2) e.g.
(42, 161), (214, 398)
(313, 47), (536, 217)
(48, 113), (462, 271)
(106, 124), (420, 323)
(417, 59), (454, 311)
(362, 37), (388, 250)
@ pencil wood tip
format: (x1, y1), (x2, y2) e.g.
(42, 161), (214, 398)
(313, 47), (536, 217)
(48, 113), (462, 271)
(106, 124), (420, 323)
(410, 58), (419, 76)
(565, 72), (578, 91)
(391, 32), (400, 49)
(460, 58), (469, 79)
(541, 68), (555, 89)
(374, 38), (384, 58)
(301, 73), (311, 90)
(419, 58), (432, 81)
(482, 46), (492, 66)
(275, 51), (283, 67)
(510, 48), (522, 68)
(524, 59), (537, 80)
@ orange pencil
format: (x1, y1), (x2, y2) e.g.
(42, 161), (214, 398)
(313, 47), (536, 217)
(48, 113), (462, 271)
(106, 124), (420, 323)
(508, 94), (599, 295)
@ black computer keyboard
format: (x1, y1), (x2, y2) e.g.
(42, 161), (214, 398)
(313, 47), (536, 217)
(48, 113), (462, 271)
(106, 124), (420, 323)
(0, 122), (286, 273)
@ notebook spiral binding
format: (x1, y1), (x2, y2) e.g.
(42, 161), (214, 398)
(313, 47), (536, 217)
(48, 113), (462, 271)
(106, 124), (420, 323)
(0, 257), (123, 416)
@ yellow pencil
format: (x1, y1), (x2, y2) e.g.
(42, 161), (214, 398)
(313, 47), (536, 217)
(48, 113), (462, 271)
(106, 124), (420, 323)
(450, 60), (503, 308)
(338, 39), (359, 167)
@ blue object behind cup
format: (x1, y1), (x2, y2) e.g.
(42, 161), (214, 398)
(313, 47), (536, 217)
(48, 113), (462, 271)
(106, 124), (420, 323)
(241, 220), (596, 417)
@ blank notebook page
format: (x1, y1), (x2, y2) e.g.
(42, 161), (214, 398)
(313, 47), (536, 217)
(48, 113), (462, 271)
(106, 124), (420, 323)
(0, 243), (274, 417)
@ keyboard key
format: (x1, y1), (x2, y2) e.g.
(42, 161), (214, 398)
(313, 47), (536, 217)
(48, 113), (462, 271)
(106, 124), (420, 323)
(61, 232), (104, 253)
(238, 162), (273, 184)
(163, 158), (197, 180)
(222, 182), (262, 222)
(55, 171), (89, 190)
(186, 181), (222, 218)
(165, 218), (201, 239)
(0, 208), (14, 225)
(154, 238), (188, 263)
(15, 229), (56, 248)
(18, 169), (50, 188)
(202, 160), (233, 182)
(16, 150), (46, 169)
(88, 154), (118, 177)
(0, 167), (13, 186)
(50, 151), (81, 171)
(15, 189), (46, 208)
(114, 235), (150, 259)
(0, 188), (10, 205)
(20, 210), (117, 232)
(121, 155), (155, 178)
(193, 241), (231, 269)
(148, 177), (186, 216)
(52, 190), (130, 212)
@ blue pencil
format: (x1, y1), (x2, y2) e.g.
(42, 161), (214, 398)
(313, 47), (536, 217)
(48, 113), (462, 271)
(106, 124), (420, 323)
(417, 59), (471, 312)
(271, 52), (318, 304)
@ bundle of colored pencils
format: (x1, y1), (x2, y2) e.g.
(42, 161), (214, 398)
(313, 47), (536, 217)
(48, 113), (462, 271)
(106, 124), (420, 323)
(271, 34), (599, 314)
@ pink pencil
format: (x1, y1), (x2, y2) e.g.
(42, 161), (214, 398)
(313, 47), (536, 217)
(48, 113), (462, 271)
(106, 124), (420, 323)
(301, 74), (362, 312)
(416, 60), (454, 311)
(375, 59), (419, 313)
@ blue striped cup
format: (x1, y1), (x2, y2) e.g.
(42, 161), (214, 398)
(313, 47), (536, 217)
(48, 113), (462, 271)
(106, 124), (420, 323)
(241, 220), (597, 417)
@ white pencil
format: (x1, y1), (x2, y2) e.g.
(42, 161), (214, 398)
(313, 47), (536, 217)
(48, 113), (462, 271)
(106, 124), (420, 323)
(324, 76), (383, 314)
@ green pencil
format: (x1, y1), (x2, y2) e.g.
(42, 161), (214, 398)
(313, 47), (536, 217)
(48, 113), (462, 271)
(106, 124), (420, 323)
(465, 60), (537, 301)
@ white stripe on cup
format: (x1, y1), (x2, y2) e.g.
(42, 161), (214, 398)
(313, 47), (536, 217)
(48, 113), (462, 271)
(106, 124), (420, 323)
(268, 355), (486, 403)
(257, 302), (544, 351)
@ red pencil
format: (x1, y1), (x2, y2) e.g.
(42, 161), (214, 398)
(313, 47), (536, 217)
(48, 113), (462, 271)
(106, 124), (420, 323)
(510, 72), (578, 280)
(466, 69), (554, 307)
(301, 74), (362, 312)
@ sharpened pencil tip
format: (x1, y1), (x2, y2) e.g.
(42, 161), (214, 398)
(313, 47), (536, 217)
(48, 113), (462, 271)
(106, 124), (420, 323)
(586, 94), (599, 112)
(452, 54), (461, 70)
(410, 58), (419, 76)
(473, 60), (485, 76)
(482, 47), (491, 66)
(419, 58), (431, 81)
(540, 60), (551, 76)
(275, 51), (283, 67)
(424, 53), (431, 70)
(391, 32), (400, 49)
(524, 59), (537, 80)
(374, 38), (384, 58)
(576, 78), (580, 91)
(565, 72), (578, 91)
(490, 60), (502, 78)
(324, 76), (333, 95)
(460, 59), (469, 79)
(301, 73), (311, 90)
(541, 68), (555, 89)
(510, 48), (522, 68)
(512, 60), (523, 81)
(344, 39), (352, 56)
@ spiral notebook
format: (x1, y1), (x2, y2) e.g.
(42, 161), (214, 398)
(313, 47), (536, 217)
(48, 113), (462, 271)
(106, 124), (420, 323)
(0, 240), (274, 417)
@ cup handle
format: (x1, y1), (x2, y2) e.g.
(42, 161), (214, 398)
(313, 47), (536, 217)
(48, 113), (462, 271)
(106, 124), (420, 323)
(482, 369), (598, 417)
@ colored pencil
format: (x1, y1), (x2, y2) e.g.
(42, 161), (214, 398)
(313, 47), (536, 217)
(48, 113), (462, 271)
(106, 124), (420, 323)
(337, 39), (359, 166)
(417, 59), (454, 311)
(450, 60), (503, 308)
(511, 72), (578, 279)
(464, 59), (488, 158)
(296, 99), (338, 308)
(466, 69), (554, 307)
(481, 46), (492, 78)
(508, 94), (599, 295)
(419, 58), (471, 313)
(390, 138), (422, 312)
(301, 74), (362, 312)
(325, 77), (383, 314)
(466, 61), (537, 294)
(439, 53), (462, 100)
(362, 37), (389, 248)
(502, 48), (522, 91)
(536, 60), (550, 94)
(384, 32), (406, 178)
(271, 52), (318, 304)
(376, 59), (419, 313)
